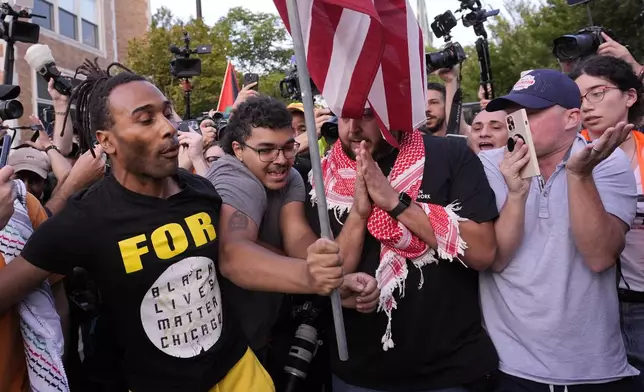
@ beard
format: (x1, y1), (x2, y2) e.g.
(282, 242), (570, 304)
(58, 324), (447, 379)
(340, 136), (396, 161)
(425, 116), (445, 134)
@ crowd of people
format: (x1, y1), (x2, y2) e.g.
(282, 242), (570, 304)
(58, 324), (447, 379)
(0, 17), (643, 392)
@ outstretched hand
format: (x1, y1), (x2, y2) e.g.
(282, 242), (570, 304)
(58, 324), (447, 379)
(567, 121), (634, 178)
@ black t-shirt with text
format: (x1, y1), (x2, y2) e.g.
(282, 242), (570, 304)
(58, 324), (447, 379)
(21, 171), (247, 392)
(308, 135), (499, 391)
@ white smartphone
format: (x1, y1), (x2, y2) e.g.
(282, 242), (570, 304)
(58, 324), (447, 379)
(506, 109), (540, 179)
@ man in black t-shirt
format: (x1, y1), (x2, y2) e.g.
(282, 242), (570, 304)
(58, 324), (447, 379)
(0, 63), (342, 392)
(308, 107), (500, 392)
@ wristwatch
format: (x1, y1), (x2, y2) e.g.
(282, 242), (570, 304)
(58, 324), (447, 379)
(44, 145), (60, 154)
(387, 192), (412, 219)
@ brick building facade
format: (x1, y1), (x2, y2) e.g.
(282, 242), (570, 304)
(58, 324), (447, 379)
(0, 0), (150, 141)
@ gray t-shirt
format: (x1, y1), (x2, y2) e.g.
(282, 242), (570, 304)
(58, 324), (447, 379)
(206, 154), (305, 349)
(478, 136), (638, 385)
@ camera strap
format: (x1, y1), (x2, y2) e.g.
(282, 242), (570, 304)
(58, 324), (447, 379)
(446, 75), (462, 135)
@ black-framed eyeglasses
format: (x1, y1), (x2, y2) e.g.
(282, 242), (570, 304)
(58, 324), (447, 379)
(581, 86), (620, 104)
(241, 142), (300, 162)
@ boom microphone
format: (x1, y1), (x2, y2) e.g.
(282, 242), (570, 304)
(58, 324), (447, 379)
(25, 44), (73, 96)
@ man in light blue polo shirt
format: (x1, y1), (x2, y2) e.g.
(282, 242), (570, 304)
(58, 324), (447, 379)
(479, 69), (639, 392)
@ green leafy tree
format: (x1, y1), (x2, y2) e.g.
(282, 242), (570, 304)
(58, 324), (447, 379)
(126, 7), (228, 117)
(126, 7), (293, 117)
(215, 7), (293, 74)
(457, 0), (644, 102)
(458, 0), (584, 101)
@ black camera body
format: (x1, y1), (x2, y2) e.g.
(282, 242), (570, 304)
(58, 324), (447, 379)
(169, 32), (213, 79)
(280, 57), (320, 101)
(427, 10), (467, 73)
(320, 115), (338, 144)
(431, 11), (457, 39)
(282, 299), (323, 392)
(552, 26), (613, 62)
(0, 3), (41, 44)
(427, 41), (467, 73)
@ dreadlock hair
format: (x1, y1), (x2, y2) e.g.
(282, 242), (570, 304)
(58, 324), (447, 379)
(63, 58), (147, 156)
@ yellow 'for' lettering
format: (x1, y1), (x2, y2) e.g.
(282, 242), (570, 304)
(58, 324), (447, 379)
(151, 223), (189, 259)
(118, 234), (149, 273)
(185, 212), (217, 246)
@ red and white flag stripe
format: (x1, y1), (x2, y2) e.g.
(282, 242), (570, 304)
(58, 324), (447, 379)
(273, 0), (426, 145)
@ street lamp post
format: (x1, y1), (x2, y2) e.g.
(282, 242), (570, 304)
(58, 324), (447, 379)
(196, 0), (202, 20)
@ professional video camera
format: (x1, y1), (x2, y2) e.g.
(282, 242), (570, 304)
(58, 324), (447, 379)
(552, 26), (615, 62)
(0, 2), (43, 86)
(459, 0), (499, 100)
(280, 56), (320, 101)
(169, 31), (213, 120)
(0, 84), (23, 120)
(427, 11), (466, 73)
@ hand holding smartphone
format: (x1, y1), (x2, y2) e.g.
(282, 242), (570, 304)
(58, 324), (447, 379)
(243, 73), (259, 91)
(506, 109), (540, 179)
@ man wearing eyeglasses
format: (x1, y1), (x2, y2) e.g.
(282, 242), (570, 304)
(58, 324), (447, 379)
(205, 96), (378, 372)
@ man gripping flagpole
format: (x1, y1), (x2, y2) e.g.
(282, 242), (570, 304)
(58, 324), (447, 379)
(284, 0), (350, 361)
(274, 0), (427, 362)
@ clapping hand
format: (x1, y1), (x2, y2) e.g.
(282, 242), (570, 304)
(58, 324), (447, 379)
(358, 141), (399, 212)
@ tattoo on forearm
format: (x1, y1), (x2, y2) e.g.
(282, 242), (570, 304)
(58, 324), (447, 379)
(228, 211), (249, 231)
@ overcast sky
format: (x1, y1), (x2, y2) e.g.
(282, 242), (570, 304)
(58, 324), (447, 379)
(149, 0), (540, 46)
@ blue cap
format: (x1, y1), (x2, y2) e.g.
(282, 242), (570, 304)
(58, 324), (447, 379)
(486, 69), (581, 112)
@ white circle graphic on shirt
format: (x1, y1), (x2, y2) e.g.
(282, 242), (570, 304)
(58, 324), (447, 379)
(140, 256), (223, 358)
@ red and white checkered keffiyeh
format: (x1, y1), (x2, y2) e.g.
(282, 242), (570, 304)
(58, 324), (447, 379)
(310, 131), (467, 350)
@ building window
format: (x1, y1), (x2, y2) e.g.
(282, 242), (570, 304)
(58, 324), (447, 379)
(33, 0), (101, 50)
(33, 0), (54, 30)
(81, 0), (98, 48)
(59, 8), (77, 40)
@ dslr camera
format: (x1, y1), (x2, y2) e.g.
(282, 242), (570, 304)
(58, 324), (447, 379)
(427, 11), (467, 73)
(553, 26), (614, 62)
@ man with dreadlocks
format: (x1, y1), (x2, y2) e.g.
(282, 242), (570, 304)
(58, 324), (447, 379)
(0, 59), (322, 391)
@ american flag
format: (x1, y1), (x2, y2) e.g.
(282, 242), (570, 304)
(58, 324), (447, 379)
(273, 0), (426, 146)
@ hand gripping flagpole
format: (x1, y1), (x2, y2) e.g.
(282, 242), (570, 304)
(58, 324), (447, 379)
(286, 0), (349, 361)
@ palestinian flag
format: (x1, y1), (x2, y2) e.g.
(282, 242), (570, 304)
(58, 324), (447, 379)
(216, 60), (239, 114)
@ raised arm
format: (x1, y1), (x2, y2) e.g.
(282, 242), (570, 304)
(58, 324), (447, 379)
(482, 140), (531, 272)
(566, 123), (636, 272)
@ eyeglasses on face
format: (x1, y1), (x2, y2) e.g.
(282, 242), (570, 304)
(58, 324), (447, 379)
(240, 141), (300, 162)
(581, 86), (620, 104)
